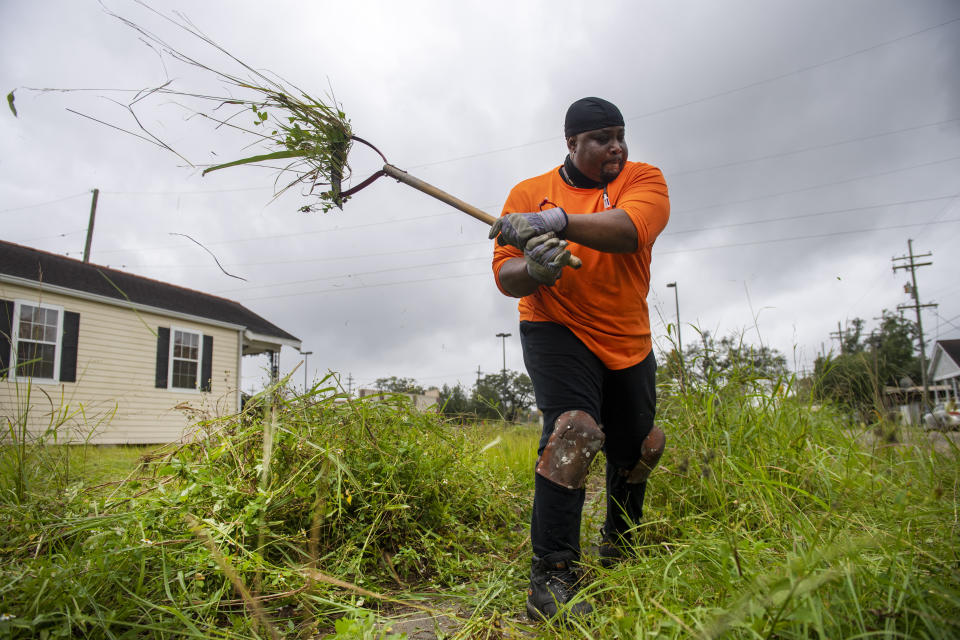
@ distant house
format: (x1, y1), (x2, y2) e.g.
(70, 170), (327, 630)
(1, 240), (300, 444)
(928, 339), (960, 405)
(357, 387), (440, 412)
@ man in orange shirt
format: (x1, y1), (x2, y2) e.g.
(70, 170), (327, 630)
(490, 97), (669, 623)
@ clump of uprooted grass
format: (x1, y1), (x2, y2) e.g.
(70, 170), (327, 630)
(569, 354), (960, 639)
(0, 374), (526, 638)
(10, 4), (354, 213)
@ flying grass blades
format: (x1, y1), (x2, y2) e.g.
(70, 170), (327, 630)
(10, 3), (353, 212)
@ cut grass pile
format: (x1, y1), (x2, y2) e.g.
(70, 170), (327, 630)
(0, 376), (528, 638)
(1, 369), (958, 639)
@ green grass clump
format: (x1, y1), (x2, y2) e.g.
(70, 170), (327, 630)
(570, 368), (960, 639)
(0, 376), (526, 638)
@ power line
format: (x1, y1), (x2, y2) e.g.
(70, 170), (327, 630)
(914, 195), (960, 241)
(118, 194), (955, 271)
(72, 118), (960, 258)
(101, 186), (271, 195)
(669, 117), (960, 179)
(19, 228), (87, 244)
(229, 218), (960, 302)
(213, 255), (490, 294)
(627, 16), (960, 122)
(87, 196), (504, 255)
(405, 15), (960, 170)
(843, 193), (960, 317)
(87, 210), (468, 255)
(671, 154), (960, 215)
(933, 311), (960, 332)
(45, 154), (957, 269)
(104, 240), (489, 269)
(15, 102), (955, 260)
(0, 192), (89, 215)
(667, 195), (957, 235)
(658, 217), (960, 255)
(237, 271), (489, 301)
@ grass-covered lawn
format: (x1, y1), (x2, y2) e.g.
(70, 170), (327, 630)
(1, 374), (957, 639)
(62, 445), (156, 486)
(0, 443), (157, 497)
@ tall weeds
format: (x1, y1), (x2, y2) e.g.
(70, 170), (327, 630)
(1, 361), (956, 639)
(0, 374), (525, 638)
(576, 351), (960, 638)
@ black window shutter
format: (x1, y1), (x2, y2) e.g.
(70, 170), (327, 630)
(0, 299), (12, 377)
(59, 311), (80, 383)
(201, 334), (214, 392)
(155, 327), (170, 388)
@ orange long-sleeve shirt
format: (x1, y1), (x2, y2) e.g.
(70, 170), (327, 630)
(492, 161), (670, 370)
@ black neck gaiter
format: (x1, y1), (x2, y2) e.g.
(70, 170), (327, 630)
(559, 155), (603, 189)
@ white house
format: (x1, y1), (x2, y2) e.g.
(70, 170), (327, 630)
(357, 387), (440, 412)
(928, 339), (960, 405)
(1, 240), (300, 444)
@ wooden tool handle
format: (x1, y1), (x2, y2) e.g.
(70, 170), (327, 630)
(382, 163), (583, 269)
(383, 163), (496, 225)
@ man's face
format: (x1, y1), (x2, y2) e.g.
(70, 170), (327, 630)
(567, 125), (627, 183)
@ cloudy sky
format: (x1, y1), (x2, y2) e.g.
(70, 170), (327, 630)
(2, 0), (958, 394)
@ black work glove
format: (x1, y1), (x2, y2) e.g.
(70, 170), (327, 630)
(489, 207), (568, 250)
(524, 232), (573, 286)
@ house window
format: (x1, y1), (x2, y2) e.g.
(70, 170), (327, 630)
(12, 302), (62, 381)
(170, 328), (201, 390)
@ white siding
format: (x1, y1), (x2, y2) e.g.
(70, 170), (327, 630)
(930, 346), (960, 382)
(1, 281), (242, 444)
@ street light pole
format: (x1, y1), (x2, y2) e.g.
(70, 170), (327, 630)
(495, 332), (512, 374)
(666, 282), (683, 385)
(301, 351), (313, 392)
(666, 282), (681, 354)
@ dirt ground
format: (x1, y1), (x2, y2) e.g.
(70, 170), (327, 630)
(378, 607), (464, 639)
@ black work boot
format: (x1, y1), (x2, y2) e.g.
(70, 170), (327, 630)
(526, 553), (593, 623)
(598, 526), (626, 568)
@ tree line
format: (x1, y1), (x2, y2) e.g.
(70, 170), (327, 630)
(811, 310), (921, 413)
(373, 373), (535, 422)
(657, 309), (922, 415)
(374, 308), (922, 424)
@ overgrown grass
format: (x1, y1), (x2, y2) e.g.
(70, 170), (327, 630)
(1, 367), (958, 639)
(569, 369), (960, 639)
(0, 375), (527, 638)
(0, 444), (149, 488)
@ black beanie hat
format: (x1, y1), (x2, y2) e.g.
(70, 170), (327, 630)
(564, 97), (624, 137)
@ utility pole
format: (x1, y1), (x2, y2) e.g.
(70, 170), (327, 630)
(665, 283), (682, 353)
(496, 332), (512, 374)
(476, 365), (482, 387)
(666, 282), (684, 389)
(829, 321), (844, 355)
(82, 188), (99, 263)
(892, 239), (936, 407)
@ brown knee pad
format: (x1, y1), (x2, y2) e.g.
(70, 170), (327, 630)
(536, 410), (605, 490)
(625, 425), (666, 483)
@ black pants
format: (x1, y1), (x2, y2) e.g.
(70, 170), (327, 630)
(520, 321), (656, 559)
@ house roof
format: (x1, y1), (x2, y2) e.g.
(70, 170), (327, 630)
(0, 239), (300, 348)
(936, 339), (960, 366)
